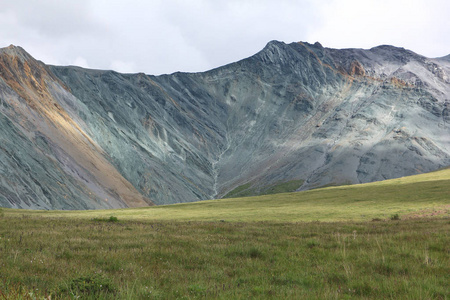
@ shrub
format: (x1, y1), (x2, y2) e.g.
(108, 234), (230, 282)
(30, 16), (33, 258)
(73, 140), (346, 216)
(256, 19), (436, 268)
(248, 247), (264, 258)
(92, 216), (119, 223)
(306, 239), (319, 248)
(57, 273), (117, 297)
(390, 214), (400, 220)
(188, 284), (207, 296)
(108, 216), (119, 222)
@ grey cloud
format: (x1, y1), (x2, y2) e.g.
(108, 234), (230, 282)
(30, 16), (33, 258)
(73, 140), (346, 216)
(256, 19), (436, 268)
(1, 0), (104, 37)
(161, 0), (319, 69)
(0, 0), (448, 75)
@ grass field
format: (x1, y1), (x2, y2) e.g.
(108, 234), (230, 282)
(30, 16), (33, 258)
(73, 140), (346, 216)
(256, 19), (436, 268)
(0, 169), (449, 299)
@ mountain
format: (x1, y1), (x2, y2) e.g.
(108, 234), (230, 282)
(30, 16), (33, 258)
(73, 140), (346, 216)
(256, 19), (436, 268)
(0, 41), (449, 209)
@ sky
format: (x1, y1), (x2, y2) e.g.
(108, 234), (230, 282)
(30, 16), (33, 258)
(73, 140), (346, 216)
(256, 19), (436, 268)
(0, 0), (448, 75)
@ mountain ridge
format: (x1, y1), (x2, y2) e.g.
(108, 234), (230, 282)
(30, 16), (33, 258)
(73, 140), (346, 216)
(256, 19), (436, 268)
(0, 41), (449, 209)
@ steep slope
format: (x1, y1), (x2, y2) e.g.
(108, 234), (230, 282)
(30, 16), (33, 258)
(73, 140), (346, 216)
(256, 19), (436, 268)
(0, 41), (449, 209)
(0, 45), (151, 209)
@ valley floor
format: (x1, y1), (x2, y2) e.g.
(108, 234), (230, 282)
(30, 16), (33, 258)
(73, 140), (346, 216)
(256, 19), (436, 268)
(0, 214), (448, 299)
(0, 169), (449, 299)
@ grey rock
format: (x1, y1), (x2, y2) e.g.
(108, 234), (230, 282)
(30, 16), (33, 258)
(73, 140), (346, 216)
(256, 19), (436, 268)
(0, 41), (449, 209)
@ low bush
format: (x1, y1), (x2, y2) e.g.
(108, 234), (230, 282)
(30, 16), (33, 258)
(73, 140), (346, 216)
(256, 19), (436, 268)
(92, 216), (119, 223)
(57, 273), (117, 298)
(390, 214), (400, 220)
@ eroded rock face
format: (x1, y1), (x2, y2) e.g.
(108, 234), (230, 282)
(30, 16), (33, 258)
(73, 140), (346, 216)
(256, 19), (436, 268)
(0, 41), (449, 209)
(0, 45), (151, 209)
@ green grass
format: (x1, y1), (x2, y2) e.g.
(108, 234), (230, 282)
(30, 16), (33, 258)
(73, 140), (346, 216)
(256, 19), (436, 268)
(262, 179), (305, 195)
(0, 169), (449, 298)
(223, 179), (304, 198)
(0, 217), (448, 299)
(224, 182), (254, 198)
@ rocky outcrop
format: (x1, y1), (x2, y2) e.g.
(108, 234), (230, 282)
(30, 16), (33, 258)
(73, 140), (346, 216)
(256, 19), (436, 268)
(349, 60), (366, 76)
(0, 41), (449, 209)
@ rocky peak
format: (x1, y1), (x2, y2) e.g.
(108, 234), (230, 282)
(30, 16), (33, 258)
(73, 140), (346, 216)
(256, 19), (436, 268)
(257, 40), (290, 63)
(313, 41), (323, 49)
(369, 44), (423, 64)
(0, 44), (60, 100)
(0, 44), (34, 62)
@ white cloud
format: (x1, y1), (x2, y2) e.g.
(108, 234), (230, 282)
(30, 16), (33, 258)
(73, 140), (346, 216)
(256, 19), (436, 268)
(109, 60), (136, 74)
(309, 0), (450, 57)
(72, 57), (89, 68)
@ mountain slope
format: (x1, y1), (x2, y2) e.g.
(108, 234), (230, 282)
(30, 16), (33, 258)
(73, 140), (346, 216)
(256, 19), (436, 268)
(0, 41), (449, 209)
(0, 45), (151, 209)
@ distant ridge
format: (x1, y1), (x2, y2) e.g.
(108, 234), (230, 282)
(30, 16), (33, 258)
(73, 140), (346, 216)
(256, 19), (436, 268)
(437, 54), (450, 61)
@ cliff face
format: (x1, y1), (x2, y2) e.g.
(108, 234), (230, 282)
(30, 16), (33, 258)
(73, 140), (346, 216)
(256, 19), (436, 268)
(0, 41), (449, 209)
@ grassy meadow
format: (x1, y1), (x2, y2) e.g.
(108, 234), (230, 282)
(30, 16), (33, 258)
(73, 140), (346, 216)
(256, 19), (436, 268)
(0, 169), (449, 299)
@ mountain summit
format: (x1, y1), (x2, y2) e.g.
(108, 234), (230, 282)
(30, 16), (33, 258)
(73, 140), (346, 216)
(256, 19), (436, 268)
(0, 41), (449, 209)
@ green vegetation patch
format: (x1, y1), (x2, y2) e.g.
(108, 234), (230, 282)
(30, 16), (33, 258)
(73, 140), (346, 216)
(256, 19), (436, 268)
(262, 179), (304, 195)
(224, 179), (304, 198)
(223, 182), (254, 198)
(57, 273), (117, 298)
(92, 216), (119, 223)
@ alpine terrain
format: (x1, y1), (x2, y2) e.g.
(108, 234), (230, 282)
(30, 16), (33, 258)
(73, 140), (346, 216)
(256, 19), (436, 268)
(0, 41), (449, 209)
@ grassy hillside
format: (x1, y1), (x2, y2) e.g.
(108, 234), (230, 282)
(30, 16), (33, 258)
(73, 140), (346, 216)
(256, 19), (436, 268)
(223, 179), (305, 198)
(0, 169), (449, 299)
(6, 168), (449, 222)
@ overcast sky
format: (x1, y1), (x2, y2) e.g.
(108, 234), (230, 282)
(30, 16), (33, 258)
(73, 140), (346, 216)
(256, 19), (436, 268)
(0, 0), (448, 75)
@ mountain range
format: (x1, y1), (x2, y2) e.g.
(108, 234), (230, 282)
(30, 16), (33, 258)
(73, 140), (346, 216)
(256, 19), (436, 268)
(0, 41), (449, 209)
